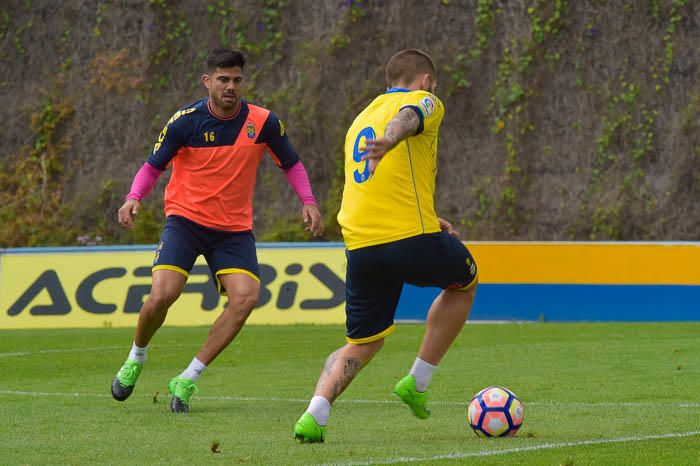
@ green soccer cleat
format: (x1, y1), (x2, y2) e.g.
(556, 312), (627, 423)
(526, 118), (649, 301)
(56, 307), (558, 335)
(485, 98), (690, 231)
(293, 412), (326, 443)
(168, 377), (198, 414)
(394, 374), (430, 419)
(111, 359), (143, 401)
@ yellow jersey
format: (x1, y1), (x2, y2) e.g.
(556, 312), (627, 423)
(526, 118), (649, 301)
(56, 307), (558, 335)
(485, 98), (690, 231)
(338, 88), (445, 250)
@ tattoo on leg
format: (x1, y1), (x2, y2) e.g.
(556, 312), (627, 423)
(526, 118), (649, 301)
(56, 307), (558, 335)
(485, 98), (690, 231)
(343, 358), (360, 378)
(323, 349), (341, 375)
(317, 350), (364, 400)
(331, 357), (361, 399)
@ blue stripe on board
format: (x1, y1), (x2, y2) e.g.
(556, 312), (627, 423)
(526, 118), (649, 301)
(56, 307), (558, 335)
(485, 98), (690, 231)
(396, 284), (700, 322)
(5, 241), (700, 255)
(0, 242), (345, 254)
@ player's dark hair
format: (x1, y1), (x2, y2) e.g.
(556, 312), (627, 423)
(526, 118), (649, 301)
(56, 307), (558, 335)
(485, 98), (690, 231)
(385, 49), (437, 87)
(205, 48), (246, 73)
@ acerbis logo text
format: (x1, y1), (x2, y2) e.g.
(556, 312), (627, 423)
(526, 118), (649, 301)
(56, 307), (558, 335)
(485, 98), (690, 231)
(6, 263), (344, 317)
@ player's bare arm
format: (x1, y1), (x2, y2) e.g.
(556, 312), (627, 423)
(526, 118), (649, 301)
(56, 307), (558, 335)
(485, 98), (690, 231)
(362, 107), (421, 173)
(118, 199), (141, 229)
(302, 204), (324, 237)
(438, 217), (460, 238)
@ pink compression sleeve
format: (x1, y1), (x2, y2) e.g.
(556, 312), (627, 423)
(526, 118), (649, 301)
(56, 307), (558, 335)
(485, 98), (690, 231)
(125, 163), (162, 201)
(284, 161), (317, 206)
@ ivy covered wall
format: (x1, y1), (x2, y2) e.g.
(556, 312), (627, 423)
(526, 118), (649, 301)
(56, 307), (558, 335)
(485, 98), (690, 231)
(0, 0), (698, 246)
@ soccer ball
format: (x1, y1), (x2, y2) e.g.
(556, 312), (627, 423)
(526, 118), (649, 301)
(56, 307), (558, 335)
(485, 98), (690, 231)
(468, 386), (524, 437)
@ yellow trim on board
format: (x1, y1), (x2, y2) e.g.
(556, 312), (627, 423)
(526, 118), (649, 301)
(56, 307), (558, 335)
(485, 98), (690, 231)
(469, 242), (700, 285)
(0, 248), (347, 329)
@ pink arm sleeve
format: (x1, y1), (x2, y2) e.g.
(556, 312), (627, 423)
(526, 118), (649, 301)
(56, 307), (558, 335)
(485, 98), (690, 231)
(125, 163), (162, 201)
(284, 161), (317, 206)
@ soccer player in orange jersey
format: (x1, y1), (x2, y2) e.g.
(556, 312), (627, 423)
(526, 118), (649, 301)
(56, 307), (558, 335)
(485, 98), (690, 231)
(111, 48), (323, 413)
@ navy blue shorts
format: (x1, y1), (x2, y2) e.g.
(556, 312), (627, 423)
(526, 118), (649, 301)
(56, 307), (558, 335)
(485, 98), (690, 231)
(345, 231), (478, 343)
(153, 215), (260, 294)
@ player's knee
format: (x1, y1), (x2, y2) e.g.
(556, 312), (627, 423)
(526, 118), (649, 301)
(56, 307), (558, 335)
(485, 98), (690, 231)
(224, 297), (256, 331)
(227, 291), (258, 312)
(147, 288), (180, 311)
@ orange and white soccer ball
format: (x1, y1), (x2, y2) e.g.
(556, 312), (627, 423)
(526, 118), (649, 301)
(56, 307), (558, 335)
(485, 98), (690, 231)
(468, 386), (524, 437)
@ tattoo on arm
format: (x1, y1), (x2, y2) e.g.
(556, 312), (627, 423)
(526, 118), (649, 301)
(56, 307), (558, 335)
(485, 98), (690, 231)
(384, 108), (421, 148)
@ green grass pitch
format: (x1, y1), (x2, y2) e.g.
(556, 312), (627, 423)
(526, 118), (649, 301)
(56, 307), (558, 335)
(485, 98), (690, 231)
(2, 323), (699, 465)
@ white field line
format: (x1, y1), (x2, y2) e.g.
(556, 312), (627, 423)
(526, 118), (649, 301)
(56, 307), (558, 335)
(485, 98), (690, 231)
(0, 344), (198, 357)
(0, 346), (127, 357)
(1, 390), (697, 465)
(320, 430), (700, 466)
(0, 389), (699, 409)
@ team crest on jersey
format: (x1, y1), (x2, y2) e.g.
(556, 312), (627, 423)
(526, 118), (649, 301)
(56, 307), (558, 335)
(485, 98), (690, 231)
(419, 96), (436, 117)
(246, 121), (256, 138)
(279, 119), (286, 137)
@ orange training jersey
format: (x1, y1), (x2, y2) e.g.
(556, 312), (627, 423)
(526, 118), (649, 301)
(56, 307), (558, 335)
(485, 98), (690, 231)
(146, 98), (300, 231)
(338, 88), (445, 250)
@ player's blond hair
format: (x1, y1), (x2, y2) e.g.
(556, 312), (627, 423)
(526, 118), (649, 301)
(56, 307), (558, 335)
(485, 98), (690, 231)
(385, 49), (437, 87)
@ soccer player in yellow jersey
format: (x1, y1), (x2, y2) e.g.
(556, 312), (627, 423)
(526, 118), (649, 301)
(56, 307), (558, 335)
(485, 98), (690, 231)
(294, 49), (478, 442)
